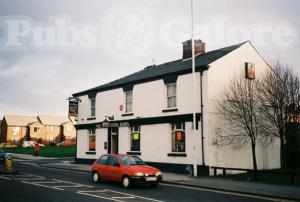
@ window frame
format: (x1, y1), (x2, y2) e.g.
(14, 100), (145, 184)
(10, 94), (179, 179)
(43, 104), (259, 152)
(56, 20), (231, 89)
(88, 128), (96, 152)
(166, 83), (177, 109)
(171, 122), (186, 153)
(125, 91), (133, 113)
(130, 126), (140, 152)
(90, 98), (96, 118)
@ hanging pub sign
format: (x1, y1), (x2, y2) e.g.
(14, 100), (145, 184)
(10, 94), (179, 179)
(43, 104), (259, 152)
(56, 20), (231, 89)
(245, 62), (256, 80)
(68, 100), (79, 117)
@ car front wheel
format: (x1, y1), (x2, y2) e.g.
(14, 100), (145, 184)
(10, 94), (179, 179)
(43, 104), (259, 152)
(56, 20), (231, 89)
(122, 176), (131, 188)
(92, 172), (100, 183)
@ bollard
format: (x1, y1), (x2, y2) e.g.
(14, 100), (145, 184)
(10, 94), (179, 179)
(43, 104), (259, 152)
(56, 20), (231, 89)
(5, 154), (13, 172)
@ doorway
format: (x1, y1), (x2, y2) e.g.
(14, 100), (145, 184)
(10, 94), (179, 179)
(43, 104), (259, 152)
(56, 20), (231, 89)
(108, 128), (118, 154)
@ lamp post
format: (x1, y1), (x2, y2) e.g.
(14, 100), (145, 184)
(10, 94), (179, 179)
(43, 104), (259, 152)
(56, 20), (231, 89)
(191, 0), (198, 177)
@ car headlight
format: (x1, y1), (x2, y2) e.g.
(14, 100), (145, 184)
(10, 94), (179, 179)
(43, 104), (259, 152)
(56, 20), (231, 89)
(155, 172), (162, 176)
(134, 172), (144, 177)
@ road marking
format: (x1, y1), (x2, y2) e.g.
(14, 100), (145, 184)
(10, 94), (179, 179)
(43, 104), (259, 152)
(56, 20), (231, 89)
(14, 177), (45, 181)
(30, 181), (59, 184)
(77, 190), (124, 202)
(78, 189), (164, 202)
(53, 179), (93, 188)
(0, 176), (11, 180)
(54, 185), (83, 188)
(18, 162), (40, 167)
(160, 183), (288, 202)
(112, 196), (135, 199)
(104, 189), (164, 202)
(22, 181), (64, 190)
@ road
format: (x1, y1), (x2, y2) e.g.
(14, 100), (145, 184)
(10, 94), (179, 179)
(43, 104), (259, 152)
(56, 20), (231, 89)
(0, 159), (277, 202)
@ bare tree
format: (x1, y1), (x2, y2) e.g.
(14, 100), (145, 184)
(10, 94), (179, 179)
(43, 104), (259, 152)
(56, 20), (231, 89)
(218, 73), (261, 171)
(257, 61), (300, 169)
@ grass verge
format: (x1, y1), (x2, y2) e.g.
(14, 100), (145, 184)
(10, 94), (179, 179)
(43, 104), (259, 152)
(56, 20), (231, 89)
(2, 146), (76, 157)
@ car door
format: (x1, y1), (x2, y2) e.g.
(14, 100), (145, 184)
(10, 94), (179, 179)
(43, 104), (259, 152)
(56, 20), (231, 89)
(94, 155), (109, 180)
(106, 156), (123, 182)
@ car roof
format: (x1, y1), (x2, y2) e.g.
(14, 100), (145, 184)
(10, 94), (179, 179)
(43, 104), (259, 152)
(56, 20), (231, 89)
(101, 154), (133, 158)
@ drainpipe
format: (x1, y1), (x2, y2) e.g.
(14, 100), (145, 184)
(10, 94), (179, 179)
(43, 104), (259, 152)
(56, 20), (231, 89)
(200, 70), (205, 166)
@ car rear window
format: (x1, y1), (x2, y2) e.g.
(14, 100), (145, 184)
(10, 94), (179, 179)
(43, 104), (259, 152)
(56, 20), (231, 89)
(96, 155), (108, 165)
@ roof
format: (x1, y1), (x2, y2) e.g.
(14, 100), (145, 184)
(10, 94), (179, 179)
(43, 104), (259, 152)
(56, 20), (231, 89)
(38, 116), (72, 126)
(73, 41), (248, 97)
(4, 115), (39, 126)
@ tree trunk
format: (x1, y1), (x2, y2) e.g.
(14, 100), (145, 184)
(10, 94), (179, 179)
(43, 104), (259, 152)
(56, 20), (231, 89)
(251, 141), (258, 180)
(280, 136), (285, 169)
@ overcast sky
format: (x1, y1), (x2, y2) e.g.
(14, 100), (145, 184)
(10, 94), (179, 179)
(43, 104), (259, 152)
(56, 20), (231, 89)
(0, 0), (299, 118)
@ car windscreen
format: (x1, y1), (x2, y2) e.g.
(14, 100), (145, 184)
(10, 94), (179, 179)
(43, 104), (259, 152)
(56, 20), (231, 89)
(0, 149), (4, 154)
(120, 156), (146, 166)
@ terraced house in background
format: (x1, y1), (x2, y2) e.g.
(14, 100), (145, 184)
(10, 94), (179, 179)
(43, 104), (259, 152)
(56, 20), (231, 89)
(0, 115), (76, 145)
(72, 40), (281, 175)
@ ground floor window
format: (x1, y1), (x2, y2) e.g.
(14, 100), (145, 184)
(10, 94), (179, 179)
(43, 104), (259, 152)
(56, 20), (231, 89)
(171, 123), (185, 153)
(130, 126), (140, 151)
(89, 129), (96, 151)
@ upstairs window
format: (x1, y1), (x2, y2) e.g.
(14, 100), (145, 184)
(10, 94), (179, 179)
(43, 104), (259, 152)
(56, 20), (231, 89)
(171, 123), (185, 153)
(167, 83), (177, 108)
(130, 126), (140, 151)
(125, 91), (133, 113)
(90, 98), (96, 117)
(89, 129), (96, 151)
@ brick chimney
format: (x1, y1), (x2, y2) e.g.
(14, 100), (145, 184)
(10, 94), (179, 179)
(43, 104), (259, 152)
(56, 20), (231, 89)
(182, 39), (205, 59)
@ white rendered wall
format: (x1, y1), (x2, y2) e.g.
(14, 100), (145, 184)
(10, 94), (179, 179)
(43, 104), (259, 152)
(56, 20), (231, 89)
(77, 122), (203, 165)
(76, 73), (201, 125)
(205, 42), (280, 170)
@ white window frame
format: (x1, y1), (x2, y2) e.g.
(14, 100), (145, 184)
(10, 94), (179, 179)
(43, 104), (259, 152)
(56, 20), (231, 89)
(90, 98), (96, 118)
(171, 123), (186, 153)
(125, 91), (133, 113)
(166, 83), (177, 109)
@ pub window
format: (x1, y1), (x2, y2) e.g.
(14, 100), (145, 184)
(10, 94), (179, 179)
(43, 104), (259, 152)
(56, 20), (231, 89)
(167, 83), (177, 108)
(171, 123), (185, 153)
(125, 91), (133, 113)
(90, 98), (96, 117)
(89, 129), (96, 151)
(130, 126), (140, 151)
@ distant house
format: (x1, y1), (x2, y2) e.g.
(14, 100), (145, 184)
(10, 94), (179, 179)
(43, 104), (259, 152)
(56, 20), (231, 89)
(39, 115), (76, 143)
(0, 115), (76, 145)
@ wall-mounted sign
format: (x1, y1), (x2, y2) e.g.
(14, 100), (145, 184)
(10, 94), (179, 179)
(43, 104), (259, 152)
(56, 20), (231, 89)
(96, 121), (130, 128)
(245, 62), (256, 80)
(133, 133), (139, 140)
(119, 105), (123, 111)
(176, 131), (182, 141)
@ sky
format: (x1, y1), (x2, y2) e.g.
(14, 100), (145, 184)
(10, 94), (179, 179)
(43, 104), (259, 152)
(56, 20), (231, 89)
(0, 0), (299, 118)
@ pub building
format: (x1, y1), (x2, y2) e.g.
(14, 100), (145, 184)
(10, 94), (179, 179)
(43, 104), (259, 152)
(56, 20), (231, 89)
(71, 40), (280, 175)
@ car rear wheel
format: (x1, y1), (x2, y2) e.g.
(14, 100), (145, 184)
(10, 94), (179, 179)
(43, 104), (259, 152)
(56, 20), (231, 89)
(92, 172), (100, 183)
(122, 176), (131, 188)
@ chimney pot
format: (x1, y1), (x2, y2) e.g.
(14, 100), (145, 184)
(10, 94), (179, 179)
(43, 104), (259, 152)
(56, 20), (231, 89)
(182, 39), (205, 59)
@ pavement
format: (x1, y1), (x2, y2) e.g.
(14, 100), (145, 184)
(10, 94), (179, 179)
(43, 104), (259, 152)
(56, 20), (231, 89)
(10, 154), (300, 201)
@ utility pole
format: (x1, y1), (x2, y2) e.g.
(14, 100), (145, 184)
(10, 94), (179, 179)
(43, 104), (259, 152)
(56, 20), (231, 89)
(191, 0), (198, 177)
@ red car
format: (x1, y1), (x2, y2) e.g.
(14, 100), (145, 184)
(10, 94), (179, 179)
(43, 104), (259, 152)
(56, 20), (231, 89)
(91, 154), (162, 188)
